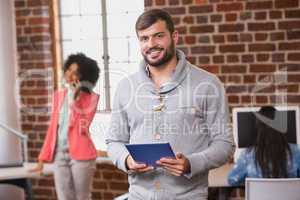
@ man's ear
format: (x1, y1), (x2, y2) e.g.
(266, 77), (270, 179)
(172, 30), (179, 45)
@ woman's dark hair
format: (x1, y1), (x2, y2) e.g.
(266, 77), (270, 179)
(135, 9), (174, 35)
(64, 53), (100, 94)
(253, 106), (292, 178)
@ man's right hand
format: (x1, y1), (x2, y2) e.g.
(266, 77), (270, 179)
(29, 160), (44, 174)
(126, 155), (153, 173)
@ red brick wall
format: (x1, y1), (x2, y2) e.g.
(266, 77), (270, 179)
(145, 0), (300, 199)
(14, 0), (128, 199)
(146, 0), (300, 108)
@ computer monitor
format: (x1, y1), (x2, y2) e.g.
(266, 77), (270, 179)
(232, 106), (300, 162)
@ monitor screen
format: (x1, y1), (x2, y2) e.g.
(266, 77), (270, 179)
(232, 106), (300, 162)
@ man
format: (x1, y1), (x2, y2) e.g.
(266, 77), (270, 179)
(106, 9), (234, 199)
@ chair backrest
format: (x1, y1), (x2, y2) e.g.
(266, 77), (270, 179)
(246, 178), (300, 200)
(0, 184), (25, 200)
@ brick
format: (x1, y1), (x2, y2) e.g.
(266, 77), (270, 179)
(269, 10), (282, 19)
(228, 95), (239, 104)
(240, 12), (252, 20)
(227, 55), (239, 63)
(213, 35), (225, 43)
(213, 55), (225, 63)
(190, 25), (214, 33)
(165, 7), (186, 15)
(93, 181), (108, 190)
(272, 53), (285, 62)
(256, 54), (270, 62)
(287, 95), (300, 103)
(287, 30), (300, 40)
(217, 3), (243, 12)
(250, 64), (276, 73)
(279, 21), (300, 29)
(28, 0), (49, 7)
(270, 32), (285, 41)
(248, 22), (275, 31)
(244, 75), (256, 83)
(28, 17), (49, 25)
(255, 96), (268, 103)
(246, 1), (273, 10)
(275, 0), (299, 8)
(227, 34), (239, 42)
(200, 65), (219, 74)
(242, 55), (254, 63)
(277, 85), (299, 93)
(198, 35), (210, 43)
(255, 11), (267, 20)
(182, 0), (193, 4)
(228, 75), (242, 83)
(145, 0), (153, 7)
(288, 53), (300, 61)
(196, 0), (208, 4)
(198, 56), (210, 64)
(15, 1), (26, 8)
(241, 95), (252, 103)
(183, 16), (194, 24)
(189, 5), (213, 13)
(184, 36), (196, 44)
(221, 65), (246, 73)
(196, 16), (208, 24)
(109, 182), (129, 190)
(191, 45), (215, 54)
(225, 13), (237, 21)
(240, 33), (252, 42)
(210, 14), (222, 22)
(219, 24), (244, 32)
(285, 10), (300, 18)
(168, 0), (179, 5)
(176, 26), (187, 34)
(279, 42), (300, 50)
(249, 44), (275, 52)
(219, 44), (245, 53)
(155, 0), (166, 5)
(288, 74), (300, 82)
(279, 64), (300, 71)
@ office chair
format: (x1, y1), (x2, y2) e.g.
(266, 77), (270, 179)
(0, 184), (25, 200)
(245, 178), (300, 200)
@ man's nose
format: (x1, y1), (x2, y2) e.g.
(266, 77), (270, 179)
(147, 37), (156, 48)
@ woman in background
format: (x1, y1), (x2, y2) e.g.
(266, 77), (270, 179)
(228, 106), (300, 186)
(31, 53), (100, 200)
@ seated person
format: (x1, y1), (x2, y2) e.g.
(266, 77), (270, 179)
(228, 106), (300, 186)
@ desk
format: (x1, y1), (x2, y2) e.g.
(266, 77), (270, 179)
(0, 163), (54, 200)
(209, 164), (236, 200)
(209, 163), (233, 187)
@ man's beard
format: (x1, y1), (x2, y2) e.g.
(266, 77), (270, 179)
(143, 42), (175, 67)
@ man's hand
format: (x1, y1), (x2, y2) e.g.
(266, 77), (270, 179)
(156, 152), (191, 176)
(126, 155), (154, 173)
(28, 160), (44, 174)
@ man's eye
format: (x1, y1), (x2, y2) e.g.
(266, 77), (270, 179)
(140, 37), (148, 42)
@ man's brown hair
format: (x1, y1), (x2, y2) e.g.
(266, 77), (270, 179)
(135, 9), (174, 35)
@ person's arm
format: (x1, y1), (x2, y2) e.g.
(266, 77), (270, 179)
(105, 80), (153, 173)
(227, 150), (248, 186)
(292, 144), (300, 177)
(185, 78), (234, 178)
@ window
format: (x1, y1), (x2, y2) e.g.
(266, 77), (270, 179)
(58, 0), (144, 150)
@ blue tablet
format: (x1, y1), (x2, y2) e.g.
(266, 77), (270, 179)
(125, 143), (176, 167)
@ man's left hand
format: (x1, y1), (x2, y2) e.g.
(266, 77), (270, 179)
(156, 152), (191, 176)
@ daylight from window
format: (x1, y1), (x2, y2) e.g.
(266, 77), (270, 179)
(59, 0), (144, 150)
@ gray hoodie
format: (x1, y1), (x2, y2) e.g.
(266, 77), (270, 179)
(106, 50), (234, 200)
